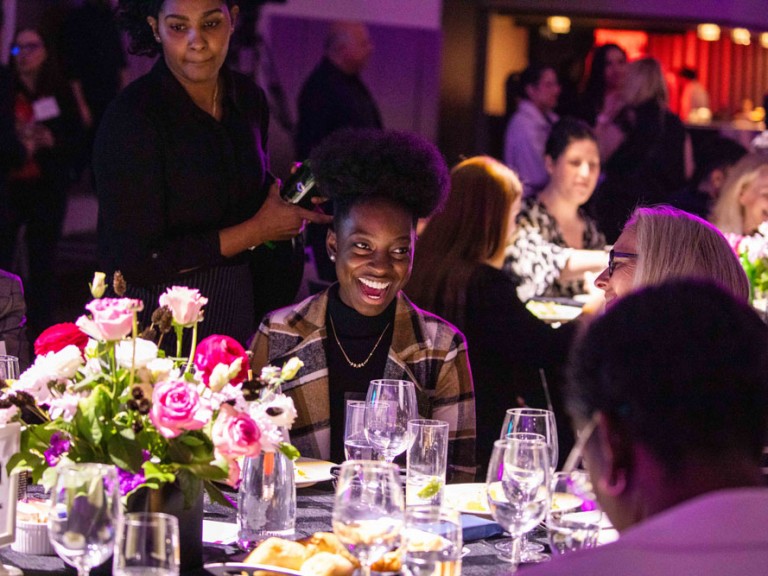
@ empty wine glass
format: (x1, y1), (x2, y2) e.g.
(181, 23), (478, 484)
(332, 460), (405, 576)
(48, 463), (120, 576)
(365, 380), (418, 463)
(497, 408), (558, 562)
(344, 400), (378, 461)
(486, 438), (551, 570)
(547, 470), (601, 555)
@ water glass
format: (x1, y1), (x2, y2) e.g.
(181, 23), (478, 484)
(406, 420), (448, 506)
(344, 400), (377, 460)
(402, 506), (461, 576)
(547, 470), (601, 555)
(0, 355), (19, 380)
(48, 463), (120, 576)
(365, 379), (418, 463)
(113, 512), (180, 576)
(332, 460), (404, 576)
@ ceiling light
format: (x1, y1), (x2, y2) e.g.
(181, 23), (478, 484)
(697, 23), (720, 41)
(547, 16), (571, 35)
(761, 32), (768, 49)
(732, 28), (751, 45)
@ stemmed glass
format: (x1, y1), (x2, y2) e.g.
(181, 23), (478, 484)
(486, 438), (551, 570)
(547, 470), (601, 555)
(48, 463), (121, 576)
(332, 460), (405, 576)
(498, 408), (558, 562)
(365, 380), (418, 463)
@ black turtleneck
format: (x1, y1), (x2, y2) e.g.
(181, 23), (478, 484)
(325, 284), (396, 463)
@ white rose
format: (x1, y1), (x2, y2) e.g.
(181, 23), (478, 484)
(145, 357), (176, 382)
(41, 345), (83, 380)
(116, 339), (159, 369)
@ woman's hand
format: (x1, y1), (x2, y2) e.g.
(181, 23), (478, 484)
(219, 180), (333, 257)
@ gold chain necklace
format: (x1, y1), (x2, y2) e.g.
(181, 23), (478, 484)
(212, 79), (220, 118)
(328, 315), (391, 369)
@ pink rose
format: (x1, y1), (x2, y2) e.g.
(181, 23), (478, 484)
(212, 404), (262, 460)
(150, 379), (210, 438)
(159, 286), (208, 327)
(77, 298), (143, 341)
(194, 335), (249, 388)
(35, 323), (89, 356)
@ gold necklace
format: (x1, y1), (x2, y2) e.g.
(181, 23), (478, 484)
(328, 315), (391, 369)
(212, 79), (220, 118)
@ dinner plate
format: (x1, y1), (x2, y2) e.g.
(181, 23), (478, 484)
(443, 483), (492, 517)
(525, 300), (583, 323)
(295, 457), (335, 488)
(205, 562), (303, 576)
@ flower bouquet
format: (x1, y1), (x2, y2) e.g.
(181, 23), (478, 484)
(726, 222), (768, 309)
(0, 273), (302, 508)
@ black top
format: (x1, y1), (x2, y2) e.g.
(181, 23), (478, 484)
(325, 284), (395, 464)
(294, 57), (382, 160)
(94, 58), (297, 344)
(455, 264), (575, 473)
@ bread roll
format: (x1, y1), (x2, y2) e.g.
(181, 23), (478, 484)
(244, 537), (308, 571)
(302, 532), (359, 567)
(300, 551), (355, 576)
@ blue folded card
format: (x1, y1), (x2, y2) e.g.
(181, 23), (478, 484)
(461, 513), (504, 541)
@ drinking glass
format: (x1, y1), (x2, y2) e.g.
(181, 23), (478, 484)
(344, 400), (377, 461)
(547, 470), (601, 556)
(365, 380), (418, 463)
(0, 355), (19, 380)
(113, 512), (180, 576)
(486, 438), (551, 570)
(497, 408), (558, 561)
(332, 460), (405, 576)
(402, 506), (462, 576)
(406, 420), (448, 506)
(48, 463), (120, 576)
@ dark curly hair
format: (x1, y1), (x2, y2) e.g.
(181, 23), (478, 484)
(116, 0), (237, 57)
(309, 128), (449, 224)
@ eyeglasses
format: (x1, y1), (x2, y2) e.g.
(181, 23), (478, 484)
(607, 249), (638, 277)
(11, 42), (43, 56)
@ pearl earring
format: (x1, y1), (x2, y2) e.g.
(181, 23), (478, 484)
(154, 34), (161, 42)
(329, 255), (336, 262)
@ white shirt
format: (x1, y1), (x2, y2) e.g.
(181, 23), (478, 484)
(520, 488), (768, 576)
(503, 99), (558, 197)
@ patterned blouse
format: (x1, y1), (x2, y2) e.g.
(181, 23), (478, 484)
(504, 196), (606, 301)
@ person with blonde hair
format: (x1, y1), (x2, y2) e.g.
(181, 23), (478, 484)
(592, 57), (693, 243)
(595, 205), (749, 307)
(407, 156), (575, 473)
(710, 153), (768, 235)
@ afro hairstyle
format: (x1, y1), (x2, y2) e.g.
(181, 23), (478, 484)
(309, 128), (449, 222)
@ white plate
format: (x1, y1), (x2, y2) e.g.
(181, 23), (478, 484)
(443, 483), (491, 517)
(295, 457), (334, 488)
(526, 300), (583, 323)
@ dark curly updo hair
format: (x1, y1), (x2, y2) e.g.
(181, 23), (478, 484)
(116, 0), (237, 57)
(309, 128), (449, 224)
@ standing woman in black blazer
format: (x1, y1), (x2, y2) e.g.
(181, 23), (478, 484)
(95, 0), (331, 347)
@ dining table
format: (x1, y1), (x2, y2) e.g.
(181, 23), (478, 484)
(0, 480), (535, 576)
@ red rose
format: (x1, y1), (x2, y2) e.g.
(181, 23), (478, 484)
(193, 335), (250, 389)
(34, 323), (89, 356)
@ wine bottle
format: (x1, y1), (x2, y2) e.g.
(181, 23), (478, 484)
(280, 161), (319, 210)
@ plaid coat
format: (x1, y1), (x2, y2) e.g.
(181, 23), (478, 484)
(250, 288), (477, 481)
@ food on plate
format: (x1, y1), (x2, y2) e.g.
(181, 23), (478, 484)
(16, 499), (50, 523)
(243, 532), (402, 575)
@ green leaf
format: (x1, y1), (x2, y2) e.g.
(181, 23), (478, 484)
(279, 443), (301, 461)
(107, 434), (144, 471)
(178, 435), (205, 447)
(204, 480), (236, 509)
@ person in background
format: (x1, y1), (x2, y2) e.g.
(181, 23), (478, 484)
(679, 67), (711, 124)
(504, 118), (607, 301)
(504, 64), (561, 197)
(95, 0), (331, 349)
(250, 129), (476, 481)
(406, 156), (575, 474)
(0, 269), (30, 370)
(521, 280), (768, 576)
(670, 137), (747, 219)
(592, 57), (693, 243)
(576, 43), (627, 127)
(594, 205), (748, 308)
(296, 21), (382, 284)
(709, 153), (768, 236)
(0, 27), (83, 337)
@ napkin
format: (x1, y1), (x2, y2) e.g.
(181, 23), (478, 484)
(460, 514), (504, 541)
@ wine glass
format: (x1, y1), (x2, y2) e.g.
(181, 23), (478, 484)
(497, 408), (558, 562)
(365, 380), (418, 463)
(113, 512), (180, 576)
(344, 400), (378, 460)
(547, 470), (601, 555)
(332, 460), (405, 576)
(486, 437), (551, 570)
(48, 463), (120, 576)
